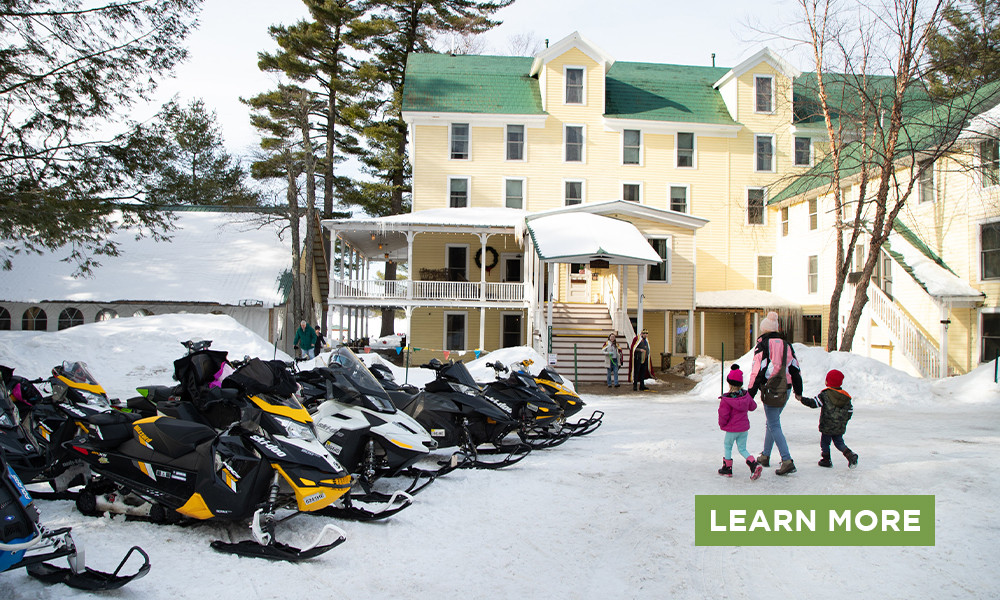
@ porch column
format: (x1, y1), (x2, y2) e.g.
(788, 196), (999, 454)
(546, 261), (555, 353)
(406, 231), (415, 301)
(621, 266), (629, 333)
(479, 306), (486, 352)
(479, 233), (488, 303)
(688, 308), (695, 356)
(754, 312), (760, 342)
(940, 303), (950, 378)
(744, 311), (753, 353)
(525, 236), (535, 345)
(636, 264), (645, 336)
(338, 237), (345, 343)
(700, 311), (705, 357)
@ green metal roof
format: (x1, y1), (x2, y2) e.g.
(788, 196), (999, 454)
(402, 54), (544, 114)
(604, 62), (735, 124)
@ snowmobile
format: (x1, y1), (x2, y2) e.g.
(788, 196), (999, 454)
(530, 363), (604, 436)
(378, 359), (531, 470)
(69, 352), (352, 561)
(296, 347), (438, 504)
(481, 360), (571, 449)
(0, 361), (122, 498)
(0, 365), (48, 488)
(0, 450), (150, 590)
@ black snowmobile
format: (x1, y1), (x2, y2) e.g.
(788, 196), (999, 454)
(296, 347), (438, 503)
(376, 359), (531, 470)
(481, 360), (571, 449)
(0, 362), (123, 498)
(0, 365), (48, 488)
(69, 350), (353, 561)
(1, 436), (150, 590)
(531, 364), (604, 436)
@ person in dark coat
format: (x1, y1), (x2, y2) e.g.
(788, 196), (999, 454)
(313, 325), (325, 357)
(800, 369), (859, 469)
(631, 329), (651, 391)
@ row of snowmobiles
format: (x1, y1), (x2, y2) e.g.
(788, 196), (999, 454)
(0, 342), (602, 588)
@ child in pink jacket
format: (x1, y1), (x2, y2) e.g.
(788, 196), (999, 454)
(718, 365), (763, 480)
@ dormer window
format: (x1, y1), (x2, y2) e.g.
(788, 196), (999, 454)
(565, 67), (585, 104)
(755, 75), (773, 113)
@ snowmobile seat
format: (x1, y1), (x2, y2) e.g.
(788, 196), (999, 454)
(131, 417), (217, 459)
(85, 411), (142, 449)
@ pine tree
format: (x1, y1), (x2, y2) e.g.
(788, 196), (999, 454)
(927, 0), (1000, 100)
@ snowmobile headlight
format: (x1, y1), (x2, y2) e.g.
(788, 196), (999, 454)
(275, 416), (315, 441)
(78, 389), (112, 411)
(454, 383), (480, 396)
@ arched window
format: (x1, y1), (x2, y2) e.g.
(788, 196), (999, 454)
(58, 307), (85, 330)
(133, 309), (153, 317)
(0, 307), (10, 330)
(96, 309), (118, 321)
(22, 307), (47, 331)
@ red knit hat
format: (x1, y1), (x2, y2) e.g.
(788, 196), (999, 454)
(826, 369), (844, 388)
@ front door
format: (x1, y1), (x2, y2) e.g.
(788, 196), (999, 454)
(567, 263), (589, 302)
(502, 313), (523, 347)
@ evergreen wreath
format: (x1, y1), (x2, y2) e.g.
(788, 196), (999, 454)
(474, 246), (499, 270)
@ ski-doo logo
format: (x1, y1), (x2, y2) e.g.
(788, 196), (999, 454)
(60, 403), (85, 418)
(6, 465), (31, 502)
(250, 435), (287, 458)
(484, 395), (513, 416)
(316, 420), (340, 434)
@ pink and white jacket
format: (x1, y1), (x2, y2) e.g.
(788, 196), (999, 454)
(747, 333), (803, 399)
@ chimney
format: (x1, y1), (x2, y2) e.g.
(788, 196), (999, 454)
(545, 38), (549, 48)
(712, 53), (716, 67)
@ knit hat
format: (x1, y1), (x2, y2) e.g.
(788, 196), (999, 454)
(826, 369), (844, 389)
(759, 311), (780, 334)
(726, 364), (744, 385)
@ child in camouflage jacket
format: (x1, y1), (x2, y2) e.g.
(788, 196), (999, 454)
(799, 369), (859, 469)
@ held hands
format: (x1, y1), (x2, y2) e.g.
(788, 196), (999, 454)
(795, 393), (803, 403)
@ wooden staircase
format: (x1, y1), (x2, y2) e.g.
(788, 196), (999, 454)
(548, 303), (628, 384)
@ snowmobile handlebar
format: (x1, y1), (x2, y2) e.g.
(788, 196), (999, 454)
(485, 361), (508, 374)
(182, 340), (213, 354)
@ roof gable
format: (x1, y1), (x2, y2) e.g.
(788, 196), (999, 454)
(713, 47), (801, 89)
(529, 31), (614, 76)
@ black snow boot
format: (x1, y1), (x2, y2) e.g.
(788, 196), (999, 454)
(718, 459), (733, 477)
(775, 459), (797, 476)
(843, 449), (859, 469)
(818, 450), (833, 468)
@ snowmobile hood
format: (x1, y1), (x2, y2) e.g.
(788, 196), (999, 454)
(327, 348), (396, 413)
(439, 362), (482, 391)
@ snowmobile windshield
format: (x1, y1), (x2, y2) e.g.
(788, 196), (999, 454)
(329, 347), (395, 413)
(537, 368), (564, 385)
(440, 362), (482, 391)
(57, 361), (100, 387)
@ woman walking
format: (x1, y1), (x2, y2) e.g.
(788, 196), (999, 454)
(601, 333), (622, 388)
(747, 312), (803, 476)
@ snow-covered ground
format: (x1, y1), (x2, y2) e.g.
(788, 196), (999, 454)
(1, 314), (999, 599)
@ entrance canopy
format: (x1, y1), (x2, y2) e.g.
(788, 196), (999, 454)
(526, 212), (662, 265)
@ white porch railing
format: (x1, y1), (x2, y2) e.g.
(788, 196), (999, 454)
(332, 280), (525, 303)
(866, 283), (940, 377)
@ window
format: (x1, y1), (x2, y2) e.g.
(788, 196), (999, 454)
(506, 125), (524, 161)
(96, 309), (118, 321)
(676, 132), (695, 168)
(674, 314), (689, 354)
(982, 222), (1000, 280)
(918, 160), (935, 203)
(565, 180), (583, 205)
(982, 312), (1000, 362)
(981, 139), (1000, 187)
(501, 255), (522, 283)
(809, 198), (818, 230)
(22, 307), (47, 331)
(855, 244), (865, 272)
(669, 185), (688, 213)
(747, 188), (766, 225)
(444, 312), (467, 351)
(781, 207), (789, 236)
(133, 309), (153, 317)
(449, 177), (468, 208)
(504, 178), (524, 209)
(648, 237), (671, 282)
(446, 245), (468, 281)
(881, 252), (893, 298)
(755, 75), (773, 113)
(564, 125), (584, 162)
(565, 67), (584, 104)
(757, 256), (772, 291)
(450, 123), (469, 160)
(755, 134), (774, 172)
(57, 307), (84, 330)
(623, 129), (641, 165)
(0, 307), (9, 330)
(803, 315), (822, 346)
(622, 183), (641, 202)
(794, 136), (812, 166)
(808, 255), (818, 294)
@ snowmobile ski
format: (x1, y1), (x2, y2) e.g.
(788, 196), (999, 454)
(25, 545), (151, 591)
(210, 522), (347, 562)
(317, 490), (413, 521)
(559, 410), (605, 437)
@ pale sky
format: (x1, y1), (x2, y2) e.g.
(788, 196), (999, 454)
(146, 0), (804, 159)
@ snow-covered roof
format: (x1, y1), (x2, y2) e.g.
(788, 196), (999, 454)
(959, 99), (1000, 141)
(887, 229), (983, 301)
(526, 212), (662, 265)
(325, 207), (526, 230)
(3, 210), (292, 306)
(696, 289), (800, 310)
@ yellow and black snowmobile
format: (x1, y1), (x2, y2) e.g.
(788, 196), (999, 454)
(532, 364), (604, 436)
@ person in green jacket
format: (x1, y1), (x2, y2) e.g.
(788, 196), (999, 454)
(799, 369), (859, 469)
(293, 320), (318, 360)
